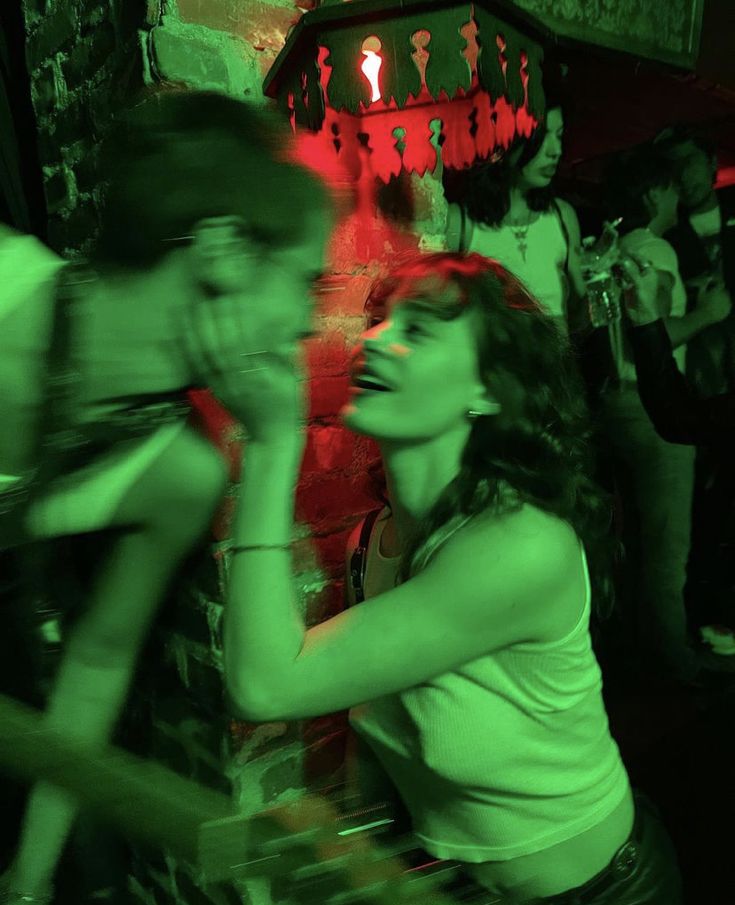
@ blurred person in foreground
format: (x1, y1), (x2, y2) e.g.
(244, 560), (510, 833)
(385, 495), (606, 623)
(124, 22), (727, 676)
(204, 251), (684, 904)
(0, 91), (330, 904)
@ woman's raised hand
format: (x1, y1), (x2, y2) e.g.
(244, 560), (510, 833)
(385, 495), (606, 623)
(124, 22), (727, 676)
(183, 295), (307, 445)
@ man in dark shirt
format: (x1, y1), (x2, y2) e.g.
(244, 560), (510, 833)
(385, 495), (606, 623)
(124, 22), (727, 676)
(653, 127), (735, 649)
(622, 258), (735, 654)
(656, 125), (735, 397)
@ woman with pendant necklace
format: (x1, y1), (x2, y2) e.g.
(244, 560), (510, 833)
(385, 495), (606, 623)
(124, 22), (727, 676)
(444, 101), (588, 338)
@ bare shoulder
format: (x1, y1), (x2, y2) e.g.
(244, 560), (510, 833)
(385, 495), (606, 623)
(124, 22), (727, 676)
(436, 503), (584, 643)
(463, 502), (578, 563)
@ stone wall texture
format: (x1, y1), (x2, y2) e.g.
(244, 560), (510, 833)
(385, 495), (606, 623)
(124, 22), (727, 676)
(20, 1), (448, 903)
(21, 0), (157, 256)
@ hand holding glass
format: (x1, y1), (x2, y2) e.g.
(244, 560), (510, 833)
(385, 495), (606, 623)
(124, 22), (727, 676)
(616, 256), (660, 326)
(581, 219), (623, 328)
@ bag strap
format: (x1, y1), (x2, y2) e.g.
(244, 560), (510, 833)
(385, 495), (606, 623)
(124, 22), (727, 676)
(551, 198), (571, 279)
(349, 507), (385, 605)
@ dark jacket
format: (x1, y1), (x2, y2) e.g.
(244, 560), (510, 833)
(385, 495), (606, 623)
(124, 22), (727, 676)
(664, 185), (735, 396)
(629, 319), (735, 451)
(629, 318), (735, 623)
(664, 185), (735, 300)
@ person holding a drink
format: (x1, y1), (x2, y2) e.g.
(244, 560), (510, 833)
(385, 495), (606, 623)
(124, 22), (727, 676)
(620, 248), (735, 659)
(590, 144), (731, 684)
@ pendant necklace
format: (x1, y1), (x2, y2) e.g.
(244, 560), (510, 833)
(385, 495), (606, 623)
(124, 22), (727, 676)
(508, 210), (532, 262)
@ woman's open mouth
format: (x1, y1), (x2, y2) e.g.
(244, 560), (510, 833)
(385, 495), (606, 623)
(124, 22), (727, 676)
(350, 376), (393, 394)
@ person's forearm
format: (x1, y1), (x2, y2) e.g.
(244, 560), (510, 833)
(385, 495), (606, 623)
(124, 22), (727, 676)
(223, 437), (306, 713)
(630, 320), (703, 444)
(663, 308), (712, 349)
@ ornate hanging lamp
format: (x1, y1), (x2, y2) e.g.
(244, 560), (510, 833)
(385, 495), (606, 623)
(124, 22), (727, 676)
(263, 0), (554, 183)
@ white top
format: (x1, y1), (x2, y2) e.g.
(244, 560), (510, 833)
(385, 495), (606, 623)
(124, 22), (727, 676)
(0, 229), (185, 539)
(348, 507), (630, 862)
(465, 209), (569, 328)
(689, 205), (721, 240)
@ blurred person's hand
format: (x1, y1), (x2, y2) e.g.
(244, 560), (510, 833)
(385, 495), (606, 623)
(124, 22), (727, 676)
(615, 254), (660, 326)
(693, 277), (732, 327)
(183, 295), (307, 447)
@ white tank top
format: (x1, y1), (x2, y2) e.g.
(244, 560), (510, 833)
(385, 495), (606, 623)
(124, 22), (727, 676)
(348, 507), (630, 862)
(466, 209), (569, 327)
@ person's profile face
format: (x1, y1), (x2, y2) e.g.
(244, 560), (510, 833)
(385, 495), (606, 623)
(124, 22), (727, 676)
(518, 108), (564, 191)
(656, 182), (680, 230)
(667, 140), (717, 210)
(249, 208), (332, 354)
(341, 283), (492, 442)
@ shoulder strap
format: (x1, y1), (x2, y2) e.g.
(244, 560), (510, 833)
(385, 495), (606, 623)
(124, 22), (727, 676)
(551, 199), (571, 278)
(349, 507), (385, 605)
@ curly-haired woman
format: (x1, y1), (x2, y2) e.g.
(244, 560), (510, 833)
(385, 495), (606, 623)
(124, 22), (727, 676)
(200, 252), (684, 904)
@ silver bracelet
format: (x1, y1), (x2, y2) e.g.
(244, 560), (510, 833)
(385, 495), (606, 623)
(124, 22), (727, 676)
(231, 544), (291, 554)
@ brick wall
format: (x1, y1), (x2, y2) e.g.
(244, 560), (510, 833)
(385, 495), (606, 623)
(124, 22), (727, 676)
(21, 0), (158, 256)
(21, 2), (448, 902)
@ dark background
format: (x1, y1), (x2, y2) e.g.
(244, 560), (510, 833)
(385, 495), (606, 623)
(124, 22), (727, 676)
(0, 2), (46, 235)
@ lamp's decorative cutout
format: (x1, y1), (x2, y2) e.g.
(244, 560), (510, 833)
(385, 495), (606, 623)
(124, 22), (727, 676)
(410, 29), (431, 91)
(264, 1), (548, 182)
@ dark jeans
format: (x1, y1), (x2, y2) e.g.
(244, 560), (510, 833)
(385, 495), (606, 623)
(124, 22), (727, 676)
(597, 387), (696, 669)
(686, 452), (735, 630)
(445, 793), (683, 905)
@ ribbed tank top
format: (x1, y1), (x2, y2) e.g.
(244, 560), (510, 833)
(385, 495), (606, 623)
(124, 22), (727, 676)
(466, 210), (569, 326)
(348, 507), (630, 862)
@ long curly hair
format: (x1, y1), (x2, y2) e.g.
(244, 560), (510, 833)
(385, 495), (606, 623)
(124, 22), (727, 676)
(363, 252), (617, 620)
